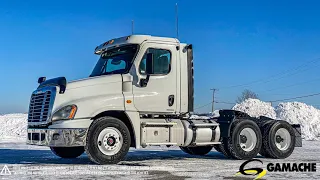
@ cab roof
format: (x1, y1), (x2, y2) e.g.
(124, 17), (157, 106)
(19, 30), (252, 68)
(94, 35), (180, 55)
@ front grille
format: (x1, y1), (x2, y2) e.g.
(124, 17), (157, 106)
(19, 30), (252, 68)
(28, 88), (54, 123)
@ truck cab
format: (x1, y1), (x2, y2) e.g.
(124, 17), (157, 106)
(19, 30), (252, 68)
(27, 35), (301, 164)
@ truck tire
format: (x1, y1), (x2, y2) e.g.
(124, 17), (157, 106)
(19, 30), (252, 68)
(50, 147), (84, 158)
(213, 144), (222, 152)
(256, 120), (275, 157)
(226, 119), (262, 160)
(257, 120), (276, 158)
(219, 138), (233, 158)
(261, 120), (295, 159)
(259, 146), (272, 158)
(85, 116), (131, 164)
(180, 146), (213, 155)
(212, 137), (233, 158)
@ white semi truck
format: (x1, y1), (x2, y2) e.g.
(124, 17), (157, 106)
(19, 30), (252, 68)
(27, 35), (302, 164)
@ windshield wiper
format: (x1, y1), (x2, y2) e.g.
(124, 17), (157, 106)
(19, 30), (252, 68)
(101, 69), (124, 76)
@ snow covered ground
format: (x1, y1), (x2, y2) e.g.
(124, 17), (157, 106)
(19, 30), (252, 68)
(0, 114), (27, 140)
(0, 139), (319, 179)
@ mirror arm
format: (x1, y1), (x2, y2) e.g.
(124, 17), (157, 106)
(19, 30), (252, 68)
(146, 74), (150, 83)
(140, 74), (150, 87)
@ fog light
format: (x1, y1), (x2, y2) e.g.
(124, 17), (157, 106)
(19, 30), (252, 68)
(53, 133), (60, 140)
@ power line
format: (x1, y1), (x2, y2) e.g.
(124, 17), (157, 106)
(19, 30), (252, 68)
(194, 101), (213, 110)
(259, 63), (320, 85)
(260, 77), (320, 93)
(194, 100), (235, 110)
(219, 57), (320, 89)
(216, 101), (235, 105)
(194, 89), (235, 111)
(269, 92), (320, 102)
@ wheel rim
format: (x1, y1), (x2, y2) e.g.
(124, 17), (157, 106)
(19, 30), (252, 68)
(239, 128), (257, 152)
(97, 127), (123, 156)
(275, 128), (291, 151)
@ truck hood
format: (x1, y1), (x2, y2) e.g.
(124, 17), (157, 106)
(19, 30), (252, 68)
(66, 74), (122, 90)
(51, 74), (126, 118)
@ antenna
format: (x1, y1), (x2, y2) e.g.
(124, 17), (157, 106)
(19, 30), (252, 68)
(175, 3), (179, 38)
(131, 20), (134, 35)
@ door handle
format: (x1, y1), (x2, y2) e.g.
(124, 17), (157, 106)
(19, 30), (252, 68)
(168, 95), (174, 106)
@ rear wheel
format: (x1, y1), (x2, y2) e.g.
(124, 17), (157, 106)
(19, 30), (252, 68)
(226, 119), (262, 160)
(259, 146), (272, 158)
(258, 120), (275, 158)
(180, 146), (213, 155)
(50, 147), (84, 158)
(261, 120), (295, 159)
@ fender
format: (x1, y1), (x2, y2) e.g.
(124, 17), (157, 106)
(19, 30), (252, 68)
(216, 110), (251, 137)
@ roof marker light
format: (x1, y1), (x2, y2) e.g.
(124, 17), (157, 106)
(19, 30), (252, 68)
(103, 41), (109, 46)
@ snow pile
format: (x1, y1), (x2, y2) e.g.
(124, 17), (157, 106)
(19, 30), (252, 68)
(190, 110), (220, 119)
(0, 113), (27, 140)
(232, 99), (276, 119)
(190, 114), (210, 120)
(276, 102), (320, 140)
(232, 99), (320, 140)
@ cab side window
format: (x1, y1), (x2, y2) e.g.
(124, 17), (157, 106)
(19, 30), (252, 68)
(139, 48), (171, 75)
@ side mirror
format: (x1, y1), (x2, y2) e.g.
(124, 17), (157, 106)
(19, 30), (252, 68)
(38, 77), (46, 84)
(145, 53), (154, 75)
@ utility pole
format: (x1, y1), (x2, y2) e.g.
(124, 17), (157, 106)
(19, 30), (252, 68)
(210, 88), (218, 113)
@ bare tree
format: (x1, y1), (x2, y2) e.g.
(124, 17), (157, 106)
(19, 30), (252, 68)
(236, 89), (259, 103)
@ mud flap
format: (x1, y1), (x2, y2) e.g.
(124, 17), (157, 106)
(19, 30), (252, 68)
(216, 110), (251, 137)
(291, 124), (302, 147)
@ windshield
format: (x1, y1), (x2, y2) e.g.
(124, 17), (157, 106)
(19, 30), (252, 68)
(90, 44), (138, 77)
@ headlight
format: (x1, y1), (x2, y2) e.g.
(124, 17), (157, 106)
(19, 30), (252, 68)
(52, 105), (77, 121)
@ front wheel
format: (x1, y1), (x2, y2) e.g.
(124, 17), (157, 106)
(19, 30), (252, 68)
(85, 116), (131, 164)
(50, 146), (84, 158)
(180, 146), (213, 155)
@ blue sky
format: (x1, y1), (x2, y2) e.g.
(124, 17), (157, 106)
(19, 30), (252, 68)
(1, 0), (320, 113)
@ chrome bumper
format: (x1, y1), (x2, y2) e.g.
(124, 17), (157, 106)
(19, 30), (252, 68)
(27, 128), (87, 147)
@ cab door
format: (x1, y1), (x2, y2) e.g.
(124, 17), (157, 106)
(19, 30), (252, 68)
(131, 42), (178, 113)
